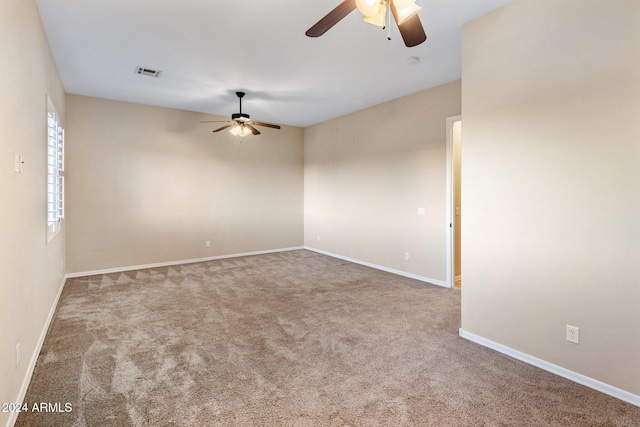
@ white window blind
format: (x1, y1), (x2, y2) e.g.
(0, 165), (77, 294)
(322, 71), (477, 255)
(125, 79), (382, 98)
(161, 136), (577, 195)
(47, 97), (64, 241)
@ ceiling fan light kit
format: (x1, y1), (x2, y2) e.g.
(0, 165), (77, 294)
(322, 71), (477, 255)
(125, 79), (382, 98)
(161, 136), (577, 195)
(357, 0), (420, 24)
(229, 124), (253, 137)
(307, 0), (426, 47)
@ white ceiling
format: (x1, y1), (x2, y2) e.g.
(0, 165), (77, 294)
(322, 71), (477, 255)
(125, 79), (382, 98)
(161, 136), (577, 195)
(35, 0), (513, 128)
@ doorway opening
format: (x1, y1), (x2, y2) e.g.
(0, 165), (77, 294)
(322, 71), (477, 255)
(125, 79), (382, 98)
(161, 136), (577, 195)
(445, 116), (462, 289)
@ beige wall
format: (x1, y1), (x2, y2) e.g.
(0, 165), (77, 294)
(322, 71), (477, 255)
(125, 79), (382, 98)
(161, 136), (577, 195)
(0, 0), (66, 424)
(304, 81), (461, 284)
(461, 0), (640, 396)
(65, 95), (304, 273)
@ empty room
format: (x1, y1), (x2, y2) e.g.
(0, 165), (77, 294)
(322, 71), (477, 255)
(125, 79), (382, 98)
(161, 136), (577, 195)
(1, 0), (639, 426)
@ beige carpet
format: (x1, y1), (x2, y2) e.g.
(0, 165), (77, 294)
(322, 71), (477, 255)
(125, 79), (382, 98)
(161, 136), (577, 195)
(17, 250), (640, 426)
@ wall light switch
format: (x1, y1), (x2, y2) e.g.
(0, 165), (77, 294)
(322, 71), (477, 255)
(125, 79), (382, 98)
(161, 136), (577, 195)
(417, 208), (426, 216)
(14, 155), (21, 173)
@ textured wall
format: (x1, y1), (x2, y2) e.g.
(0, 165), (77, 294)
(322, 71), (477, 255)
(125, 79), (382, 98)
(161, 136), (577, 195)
(65, 95), (304, 273)
(304, 81), (461, 284)
(461, 0), (640, 396)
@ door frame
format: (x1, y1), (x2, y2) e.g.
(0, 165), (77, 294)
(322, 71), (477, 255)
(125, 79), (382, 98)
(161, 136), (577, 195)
(445, 115), (461, 289)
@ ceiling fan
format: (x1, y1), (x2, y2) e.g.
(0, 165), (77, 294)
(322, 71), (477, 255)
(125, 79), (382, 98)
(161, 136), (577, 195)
(306, 0), (426, 47)
(201, 92), (281, 137)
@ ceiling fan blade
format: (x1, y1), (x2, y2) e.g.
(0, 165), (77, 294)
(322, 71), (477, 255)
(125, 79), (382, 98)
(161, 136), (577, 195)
(390, 3), (427, 47)
(306, 0), (357, 37)
(212, 124), (233, 133)
(246, 124), (261, 135)
(201, 120), (231, 123)
(252, 121), (281, 129)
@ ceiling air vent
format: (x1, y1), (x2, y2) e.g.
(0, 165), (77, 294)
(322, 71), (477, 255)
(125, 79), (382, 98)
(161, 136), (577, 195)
(135, 66), (162, 78)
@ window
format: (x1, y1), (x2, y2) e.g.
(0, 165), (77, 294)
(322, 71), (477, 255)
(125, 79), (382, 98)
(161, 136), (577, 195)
(47, 97), (64, 242)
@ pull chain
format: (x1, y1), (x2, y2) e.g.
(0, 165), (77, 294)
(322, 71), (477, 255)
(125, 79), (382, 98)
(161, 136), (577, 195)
(382, 0), (387, 30)
(387, 1), (392, 40)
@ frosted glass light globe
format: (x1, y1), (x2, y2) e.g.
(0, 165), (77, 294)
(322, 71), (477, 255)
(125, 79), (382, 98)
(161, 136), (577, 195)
(356, 0), (381, 17)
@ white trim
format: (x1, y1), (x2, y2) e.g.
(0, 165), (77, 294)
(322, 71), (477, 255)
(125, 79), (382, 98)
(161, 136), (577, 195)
(304, 246), (448, 288)
(459, 329), (640, 408)
(445, 115), (462, 289)
(65, 246), (305, 278)
(9, 275), (67, 427)
(46, 95), (64, 244)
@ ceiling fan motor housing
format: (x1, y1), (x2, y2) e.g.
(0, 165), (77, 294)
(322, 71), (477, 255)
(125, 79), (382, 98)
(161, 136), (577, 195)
(232, 113), (250, 121)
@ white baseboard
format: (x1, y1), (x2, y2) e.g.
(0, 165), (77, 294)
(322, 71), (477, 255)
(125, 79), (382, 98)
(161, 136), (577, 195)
(459, 329), (640, 408)
(65, 246), (305, 278)
(8, 275), (67, 427)
(304, 246), (448, 288)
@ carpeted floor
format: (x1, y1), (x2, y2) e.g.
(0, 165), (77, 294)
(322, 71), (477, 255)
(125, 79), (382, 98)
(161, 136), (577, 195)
(16, 250), (640, 426)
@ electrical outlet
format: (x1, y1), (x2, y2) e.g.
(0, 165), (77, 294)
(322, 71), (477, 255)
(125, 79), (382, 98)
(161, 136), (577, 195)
(16, 342), (20, 366)
(566, 325), (579, 344)
(404, 252), (410, 261)
(317, 235), (320, 241)
(14, 155), (21, 173)
(205, 240), (211, 248)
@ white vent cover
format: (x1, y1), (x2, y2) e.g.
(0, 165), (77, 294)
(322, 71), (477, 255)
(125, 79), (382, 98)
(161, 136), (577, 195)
(135, 66), (162, 78)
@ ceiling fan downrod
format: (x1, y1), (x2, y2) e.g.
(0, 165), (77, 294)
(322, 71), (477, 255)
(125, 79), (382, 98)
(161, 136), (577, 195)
(236, 91), (245, 114)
